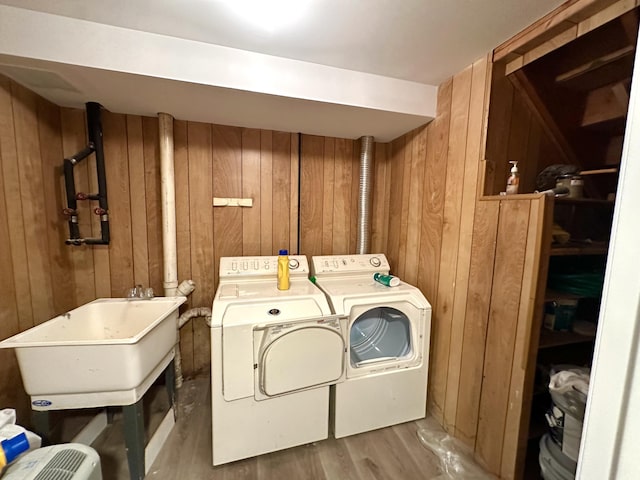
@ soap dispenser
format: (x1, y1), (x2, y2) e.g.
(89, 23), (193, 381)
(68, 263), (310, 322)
(506, 160), (520, 195)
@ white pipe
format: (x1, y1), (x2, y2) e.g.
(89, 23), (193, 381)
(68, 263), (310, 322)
(176, 279), (196, 297)
(158, 112), (178, 296)
(175, 307), (212, 388)
(178, 307), (212, 329)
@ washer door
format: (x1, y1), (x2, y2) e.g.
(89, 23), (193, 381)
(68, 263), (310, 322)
(347, 302), (424, 377)
(255, 318), (345, 398)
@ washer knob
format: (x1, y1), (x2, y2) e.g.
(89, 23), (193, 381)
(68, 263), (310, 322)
(370, 257), (381, 267)
(289, 258), (300, 270)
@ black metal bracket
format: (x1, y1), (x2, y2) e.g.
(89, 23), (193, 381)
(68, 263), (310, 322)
(63, 102), (110, 246)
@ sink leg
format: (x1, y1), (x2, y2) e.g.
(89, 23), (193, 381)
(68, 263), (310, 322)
(165, 360), (176, 416)
(31, 410), (51, 446)
(123, 400), (145, 480)
(107, 406), (116, 424)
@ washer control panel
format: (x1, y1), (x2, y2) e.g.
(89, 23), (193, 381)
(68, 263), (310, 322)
(219, 255), (308, 278)
(311, 254), (391, 275)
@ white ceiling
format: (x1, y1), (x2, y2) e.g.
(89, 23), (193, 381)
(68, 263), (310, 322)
(0, 0), (565, 141)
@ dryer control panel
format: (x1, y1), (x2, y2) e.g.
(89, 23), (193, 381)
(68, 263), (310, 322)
(312, 254), (391, 276)
(219, 255), (309, 278)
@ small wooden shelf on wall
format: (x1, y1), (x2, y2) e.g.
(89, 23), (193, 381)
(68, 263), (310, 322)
(554, 197), (615, 206)
(538, 328), (596, 349)
(549, 241), (608, 256)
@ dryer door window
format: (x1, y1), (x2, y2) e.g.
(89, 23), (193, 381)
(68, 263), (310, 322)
(350, 307), (411, 367)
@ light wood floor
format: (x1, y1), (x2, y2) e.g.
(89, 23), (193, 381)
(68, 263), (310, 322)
(88, 377), (457, 479)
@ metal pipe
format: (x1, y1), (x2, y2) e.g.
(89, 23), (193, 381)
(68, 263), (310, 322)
(63, 159), (80, 240)
(356, 136), (375, 254)
(158, 112), (179, 296)
(86, 102), (109, 245)
(63, 102), (110, 245)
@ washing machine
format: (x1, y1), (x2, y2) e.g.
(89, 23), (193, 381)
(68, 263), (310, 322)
(210, 255), (346, 465)
(311, 253), (432, 438)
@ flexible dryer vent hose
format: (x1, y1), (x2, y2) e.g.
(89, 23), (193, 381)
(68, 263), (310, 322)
(357, 136), (374, 254)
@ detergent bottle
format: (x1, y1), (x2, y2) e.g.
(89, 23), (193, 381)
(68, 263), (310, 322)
(277, 250), (290, 290)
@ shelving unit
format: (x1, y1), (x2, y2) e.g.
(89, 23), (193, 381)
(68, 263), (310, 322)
(538, 329), (596, 349)
(524, 192), (613, 477)
(549, 242), (608, 256)
(478, 4), (637, 478)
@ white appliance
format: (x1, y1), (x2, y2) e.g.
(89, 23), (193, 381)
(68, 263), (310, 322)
(210, 255), (346, 466)
(3, 443), (101, 479)
(311, 253), (432, 438)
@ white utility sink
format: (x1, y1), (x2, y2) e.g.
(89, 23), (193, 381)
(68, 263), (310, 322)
(0, 297), (186, 410)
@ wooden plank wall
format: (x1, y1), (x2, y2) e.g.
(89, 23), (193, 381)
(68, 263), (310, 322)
(384, 55), (493, 432)
(0, 74), (395, 423)
(299, 135), (390, 256)
(465, 195), (551, 479)
(483, 66), (569, 196)
(1, 49), (553, 479)
(383, 55), (552, 480)
(0, 79), (73, 421)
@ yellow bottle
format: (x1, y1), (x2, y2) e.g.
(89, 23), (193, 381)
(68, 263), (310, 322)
(277, 250), (290, 290)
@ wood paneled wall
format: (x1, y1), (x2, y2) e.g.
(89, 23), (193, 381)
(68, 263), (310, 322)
(0, 47), (559, 480)
(299, 136), (390, 256)
(382, 57), (552, 480)
(384, 55), (493, 435)
(173, 124), (300, 375)
(0, 78), (72, 420)
(483, 64), (568, 196)
(0, 75), (392, 424)
(468, 195), (551, 479)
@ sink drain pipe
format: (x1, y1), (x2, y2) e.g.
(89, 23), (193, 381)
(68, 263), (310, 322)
(159, 113), (179, 297)
(175, 307), (212, 388)
(158, 112), (210, 389)
(356, 136), (375, 254)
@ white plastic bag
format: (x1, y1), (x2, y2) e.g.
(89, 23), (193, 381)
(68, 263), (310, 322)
(0, 408), (41, 468)
(417, 419), (497, 479)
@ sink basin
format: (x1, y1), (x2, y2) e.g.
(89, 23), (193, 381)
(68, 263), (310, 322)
(0, 297), (186, 410)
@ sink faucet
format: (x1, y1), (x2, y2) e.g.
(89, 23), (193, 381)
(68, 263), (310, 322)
(127, 284), (154, 299)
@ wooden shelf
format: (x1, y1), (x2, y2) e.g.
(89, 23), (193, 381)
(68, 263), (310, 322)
(545, 289), (581, 302)
(555, 45), (635, 91)
(538, 329), (596, 349)
(550, 241), (608, 256)
(554, 197), (614, 206)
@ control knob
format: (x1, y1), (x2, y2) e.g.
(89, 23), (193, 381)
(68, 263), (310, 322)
(370, 257), (381, 267)
(289, 258), (300, 270)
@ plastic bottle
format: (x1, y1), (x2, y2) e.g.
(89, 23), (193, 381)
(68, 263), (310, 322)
(0, 432), (29, 468)
(373, 272), (400, 287)
(506, 160), (519, 195)
(277, 249), (290, 290)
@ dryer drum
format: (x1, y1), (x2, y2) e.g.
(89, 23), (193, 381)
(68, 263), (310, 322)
(350, 307), (411, 366)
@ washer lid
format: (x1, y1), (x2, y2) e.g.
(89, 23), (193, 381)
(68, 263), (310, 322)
(223, 297), (327, 327)
(259, 325), (344, 397)
(211, 279), (332, 327)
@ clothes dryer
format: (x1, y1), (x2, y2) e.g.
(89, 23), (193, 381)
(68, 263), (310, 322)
(311, 254), (432, 438)
(210, 255), (346, 465)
